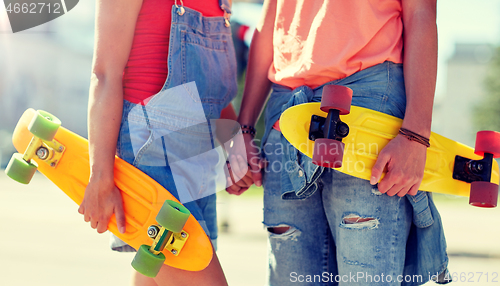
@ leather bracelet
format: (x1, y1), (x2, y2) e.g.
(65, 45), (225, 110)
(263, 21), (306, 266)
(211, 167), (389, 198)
(399, 128), (430, 148)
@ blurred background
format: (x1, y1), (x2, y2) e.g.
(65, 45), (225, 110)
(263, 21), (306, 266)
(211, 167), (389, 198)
(1, 0), (500, 285)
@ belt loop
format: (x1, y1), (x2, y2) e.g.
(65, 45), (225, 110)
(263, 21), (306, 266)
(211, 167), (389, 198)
(174, 0), (185, 16)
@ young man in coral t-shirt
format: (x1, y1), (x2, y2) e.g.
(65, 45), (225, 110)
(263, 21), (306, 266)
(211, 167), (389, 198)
(232, 0), (449, 285)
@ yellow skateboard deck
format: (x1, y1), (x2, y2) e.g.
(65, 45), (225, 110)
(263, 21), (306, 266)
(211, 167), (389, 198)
(7, 109), (213, 272)
(280, 103), (500, 199)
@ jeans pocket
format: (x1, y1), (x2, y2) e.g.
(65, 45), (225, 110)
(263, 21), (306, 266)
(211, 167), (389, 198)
(117, 103), (153, 166)
(350, 88), (387, 112)
(181, 30), (237, 118)
(385, 63), (406, 119)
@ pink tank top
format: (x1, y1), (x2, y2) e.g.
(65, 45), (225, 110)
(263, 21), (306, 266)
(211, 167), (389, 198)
(122, 0), (223, 105)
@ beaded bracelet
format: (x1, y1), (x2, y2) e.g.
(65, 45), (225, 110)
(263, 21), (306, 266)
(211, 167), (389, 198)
(399, 128), (431, 148)
(241, 129), (256, 136)
(240, 125), (256, 136)
(230, 124), (256, 137)
(241, 125), (256, 133)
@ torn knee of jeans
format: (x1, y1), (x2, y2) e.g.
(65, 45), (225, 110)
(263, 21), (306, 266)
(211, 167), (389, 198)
(268, 226), (291, 234)
(265, 224), (301, 239)
(341, 214), (379, 229)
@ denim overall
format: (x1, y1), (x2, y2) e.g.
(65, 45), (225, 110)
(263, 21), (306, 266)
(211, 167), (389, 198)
(111, 0), (237, 252)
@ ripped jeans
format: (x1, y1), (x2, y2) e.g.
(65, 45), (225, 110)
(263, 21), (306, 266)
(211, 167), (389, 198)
(261, 62), (448, 285)
(263, 128), (413, 286)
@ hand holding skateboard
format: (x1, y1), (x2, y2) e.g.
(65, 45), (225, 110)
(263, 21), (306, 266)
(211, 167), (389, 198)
(279, 85), (500, 207)
(5, 109), (213, 277)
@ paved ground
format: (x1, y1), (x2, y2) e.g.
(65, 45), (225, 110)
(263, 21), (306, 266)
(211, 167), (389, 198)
(0, 172), (499, 285)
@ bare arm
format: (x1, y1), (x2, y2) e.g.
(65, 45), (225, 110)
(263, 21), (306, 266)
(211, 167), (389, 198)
(227, 0), (276, 194)
(401, 0), (438, 136)
(371, 0), (438, 196)
(78, 0), (143, 234)
(237, 0), (276, 129)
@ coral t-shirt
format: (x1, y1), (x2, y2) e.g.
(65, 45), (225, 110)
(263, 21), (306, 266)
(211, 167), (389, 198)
(269, 0), (403, 89)
(123, 0), (224, 105)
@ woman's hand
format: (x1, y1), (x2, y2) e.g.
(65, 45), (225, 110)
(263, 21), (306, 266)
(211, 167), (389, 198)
(78, 174), (126, 234)
(225, 133), (264, 195)
(225, 154), (254, 195)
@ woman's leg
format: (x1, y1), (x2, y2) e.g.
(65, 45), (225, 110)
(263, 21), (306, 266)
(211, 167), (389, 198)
(132, 244), (226, 286)
(154, 249), (227, 286)
(132, 271), (158, 286)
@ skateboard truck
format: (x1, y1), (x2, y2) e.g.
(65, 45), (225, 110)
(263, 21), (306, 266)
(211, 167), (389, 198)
(453, 130), (500, 185)
(309, 113), (349, 142)
(147, 225), (189, 257)
(132, 200), (192, 277)
(454, 131), (500, 207)
(23, 136), (65, 168)
(309, 85), (351, 142)
(309, 85), (353, 168)
(453, 153), (493, 183)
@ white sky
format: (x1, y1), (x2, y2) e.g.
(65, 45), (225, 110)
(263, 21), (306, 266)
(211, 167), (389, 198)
(436, 0), (500, 94)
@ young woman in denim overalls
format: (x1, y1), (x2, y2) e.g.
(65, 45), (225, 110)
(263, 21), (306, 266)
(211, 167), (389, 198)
(80, 0), (237, 285)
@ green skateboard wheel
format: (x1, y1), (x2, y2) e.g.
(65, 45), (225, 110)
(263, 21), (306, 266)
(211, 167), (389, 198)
(28, 110), (61, 142)
(131, 245), (166, 277)
(156, 200), (190, 233)
(5, 153), (38, 184)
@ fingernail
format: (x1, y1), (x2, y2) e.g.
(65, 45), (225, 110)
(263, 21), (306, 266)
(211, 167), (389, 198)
(120, 227), (125, 234)
(370, 176), (376, 185)
(256, 180), (262, 187)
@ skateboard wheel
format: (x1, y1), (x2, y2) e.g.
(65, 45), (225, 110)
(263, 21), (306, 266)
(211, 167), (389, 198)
(131, 245), (166, 278)
(474, 131), (500, 158)
(156, 200), (190, 233)
(28, 110), (61, 142)
(469, 181), (498, 208)
(5, 153), (38, 184)
(320, 85), (353, 115)
(312, 138), (345, 168)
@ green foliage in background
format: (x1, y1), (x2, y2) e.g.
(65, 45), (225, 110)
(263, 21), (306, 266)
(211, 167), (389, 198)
(474, 46), (500, 132)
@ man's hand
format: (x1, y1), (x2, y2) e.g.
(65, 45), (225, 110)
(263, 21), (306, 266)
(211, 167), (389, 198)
(370, 135), (426, 197)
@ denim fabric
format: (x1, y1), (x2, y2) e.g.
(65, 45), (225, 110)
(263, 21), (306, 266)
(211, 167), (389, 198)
(263, 62), (407, 201)
(261, 62), (448, 285)
(110, 3), (237, 252)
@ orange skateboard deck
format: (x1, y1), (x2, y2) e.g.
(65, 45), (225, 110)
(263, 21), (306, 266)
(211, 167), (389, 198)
(8, 108), (213, 272)
(279, 85), (500, 207)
